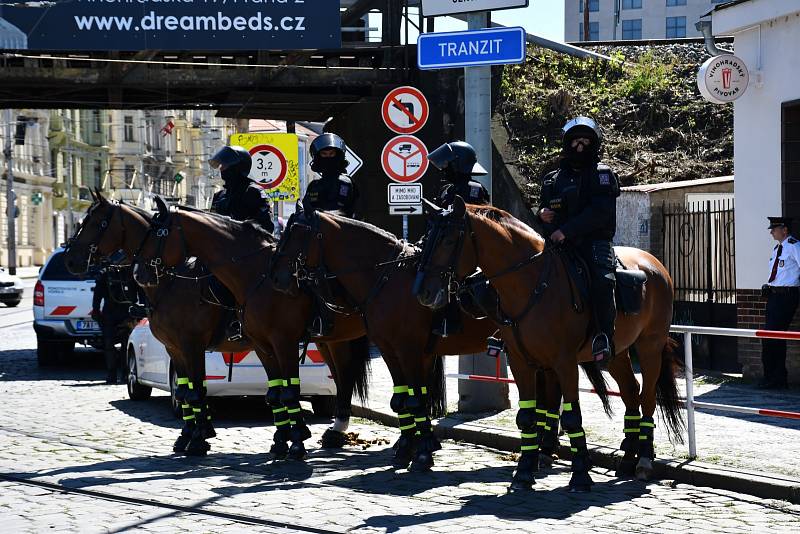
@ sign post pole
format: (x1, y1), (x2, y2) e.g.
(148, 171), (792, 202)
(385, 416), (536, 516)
(458, 11), (509, 413)
(4, 109), (17, 275)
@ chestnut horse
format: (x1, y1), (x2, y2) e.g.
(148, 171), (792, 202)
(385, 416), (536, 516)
(63, 192), (371, 459)
(267, 208), (566, 470)
(415, 197), (683, 492)
(134, 197), (443, 467)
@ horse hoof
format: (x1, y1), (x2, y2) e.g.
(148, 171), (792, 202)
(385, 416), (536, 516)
(569, 471), (594, 492)
(509, 476), (535, 492)
(408, 454), (433, 472)
(185, 439), (210, 457)
(172, 434), (192, 453)
(635, 457), (653, 481)
(270, 442), (289, 460)
(538, 454), (555, 470)
(320, 429), (347, 449)
(288, 443), (307, 461)
(201, 424), (216, 440)
(616, 458), (637, 478)
(568, 484), (592, 493)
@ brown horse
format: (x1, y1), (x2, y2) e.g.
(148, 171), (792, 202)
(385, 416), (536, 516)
(267, 208), (552, 470)
(63, 192), (371, 459)
(415, 196), (684, 491)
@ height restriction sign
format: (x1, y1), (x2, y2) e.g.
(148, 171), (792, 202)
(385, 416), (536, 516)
(381, 136), (429, 183)
(229, 133), (300, 201)
(381, 86), (429, 135)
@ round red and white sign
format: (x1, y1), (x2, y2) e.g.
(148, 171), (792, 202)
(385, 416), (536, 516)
(381, 135), (429, 183)
(248, 144), (288, 189)
(697, 54), (750, 104)
(381, 86), (429, 135)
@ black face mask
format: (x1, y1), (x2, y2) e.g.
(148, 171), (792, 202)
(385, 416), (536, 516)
(445, 167), (469, 184)
(313, 158), (342, 178)
(565, 143), (596, 168)
(221, 167), (244, 186)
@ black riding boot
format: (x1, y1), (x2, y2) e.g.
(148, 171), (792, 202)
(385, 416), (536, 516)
(588, 241), (617, 365)
(432, 301), (463, 337)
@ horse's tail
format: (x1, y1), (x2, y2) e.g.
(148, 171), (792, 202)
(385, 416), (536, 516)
(656, 337), (686, 443)
(428, 356), (448, 419)
(348, 336), (371, 404)
(580, 362), (613, 417)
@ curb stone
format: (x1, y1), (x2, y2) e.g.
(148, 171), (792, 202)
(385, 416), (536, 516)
(352, 404), (800, 504)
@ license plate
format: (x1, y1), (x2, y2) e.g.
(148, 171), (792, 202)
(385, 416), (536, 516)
(76, 320), (99, 331)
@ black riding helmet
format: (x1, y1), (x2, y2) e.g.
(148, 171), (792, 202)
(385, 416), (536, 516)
(562, 117), (602, 153)
(310, 133), (349, 174)
(208, 145), (252, 180)
(428, 141), (488, 176)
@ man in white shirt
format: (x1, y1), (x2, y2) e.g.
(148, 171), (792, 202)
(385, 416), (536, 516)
(760, 216), (799, 389)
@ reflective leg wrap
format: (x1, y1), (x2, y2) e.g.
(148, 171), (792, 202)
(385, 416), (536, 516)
(511, 400), (540, 491)
(175, 377), (190, 403)
(390, 385), (409, 414)
(185, 401), (211, 456)
(562, 401), (593, 492)
(539, 409), (560, 456)
(173, 401), (195, 453)
(266, 380), (290, 457)
(638, 416), (655, 459)
(283, 378), (311, 446)
(620, 411), (641, 454)
(185, 381), (201, 404)
(408, 387), (440, 472)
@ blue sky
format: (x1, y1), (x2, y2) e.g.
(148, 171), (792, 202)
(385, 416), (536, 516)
(434, 2), (566, 42)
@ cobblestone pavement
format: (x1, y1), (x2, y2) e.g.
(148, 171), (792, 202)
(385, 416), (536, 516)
(2, 322), (800, 533)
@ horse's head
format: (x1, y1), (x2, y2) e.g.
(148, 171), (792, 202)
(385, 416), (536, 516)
(269, 208), (319, 296)
(132, 196), (184, 288)
(414, 196), (478, 310)
(63, 189), (124, 274)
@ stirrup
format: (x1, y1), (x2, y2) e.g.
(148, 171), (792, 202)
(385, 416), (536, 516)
(227, 321), (243, 342)
(591, 333), (611, 362)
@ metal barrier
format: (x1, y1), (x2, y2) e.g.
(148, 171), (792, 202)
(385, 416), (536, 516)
(447, 324), (800, 460)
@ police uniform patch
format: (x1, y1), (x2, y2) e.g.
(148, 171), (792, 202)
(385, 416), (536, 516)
(599, 173), (611, 185)
(339, 184), (350, 196)
(470, 185), (480, 199)
(780, 260), (785, 267)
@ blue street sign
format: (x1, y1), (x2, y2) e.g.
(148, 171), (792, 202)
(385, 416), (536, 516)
(417, 26), (526, 70)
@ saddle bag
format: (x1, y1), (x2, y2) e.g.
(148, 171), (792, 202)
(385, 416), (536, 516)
(615, 269), (647, 316)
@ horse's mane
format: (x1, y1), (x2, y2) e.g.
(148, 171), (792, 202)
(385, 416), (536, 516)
(176, 205), (276, 244)
(468, 205), (545, 246)
(325, 212), (401, 246)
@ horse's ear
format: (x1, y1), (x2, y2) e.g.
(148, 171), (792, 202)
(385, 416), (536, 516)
(453, 195), (466, 217)
(422, 198), (443, 216)
(89, 188), (97, 202)
(295, 200), (304, 213)
(154, 196), (169, 221)
(96, 188), (108, 204)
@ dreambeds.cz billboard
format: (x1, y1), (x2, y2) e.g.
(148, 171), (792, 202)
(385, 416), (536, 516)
(0, 0), (340, 51)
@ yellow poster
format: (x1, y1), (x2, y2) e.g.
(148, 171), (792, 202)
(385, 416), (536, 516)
(230, 132), (300, 202)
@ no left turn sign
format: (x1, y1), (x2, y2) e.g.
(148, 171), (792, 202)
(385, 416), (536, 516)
(381, 135), (429, 183)
(381, 86), (429, 135)
(248, 144), (288, 189)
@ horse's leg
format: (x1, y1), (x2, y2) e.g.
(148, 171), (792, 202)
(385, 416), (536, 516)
(256, 348), (290, 459)
(537, 368), (561, 470)
(379, 350), (417, 469)
(185, 353), (212, 456)
(170, 356), (195, 454)
(554, 357), (594, 493)
(632, 335), (664, 481)
(607, 349), (642, 477)
(408, 354), (444, 472)
(275, 340), (312, 461)
(508, 349), (539, 491)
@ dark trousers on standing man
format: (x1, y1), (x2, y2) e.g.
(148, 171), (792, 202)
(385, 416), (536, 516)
(761, 287), (799, 387)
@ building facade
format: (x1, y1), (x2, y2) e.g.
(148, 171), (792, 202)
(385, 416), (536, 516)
(566, 0), (729, 42)
(704, 0), (800, 382)
(1, 110), (56, 267)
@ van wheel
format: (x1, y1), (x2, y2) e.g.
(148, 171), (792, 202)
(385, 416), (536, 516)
(311, 395), (337, 418)
(36, 335), (58, 367)
(169, 367), (182, 419)
(127, 349), (152, 401)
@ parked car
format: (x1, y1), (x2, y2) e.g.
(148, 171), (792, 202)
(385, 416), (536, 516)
(0, 267), (23, 307)
(126, 319), (338, 417)
(32, 248), (103, 366)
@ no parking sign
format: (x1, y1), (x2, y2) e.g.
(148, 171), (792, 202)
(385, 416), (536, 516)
(229, 133), (300, 201)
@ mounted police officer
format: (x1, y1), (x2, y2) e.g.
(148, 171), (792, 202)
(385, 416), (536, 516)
(302, 133), (358, 218)
(208, 145), (275, 233)
(537, 117), (620, 364)
(428, 141), (491, 337)
(759, 216), (799, 389)
(208, 145), (274, 340)
(429, 141), (490, 207)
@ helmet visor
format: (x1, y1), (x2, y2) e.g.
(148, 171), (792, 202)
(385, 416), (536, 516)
(428, 143), (456, 171)
(208, 146), (240, 170)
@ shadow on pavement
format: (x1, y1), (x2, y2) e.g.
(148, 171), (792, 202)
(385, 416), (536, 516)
(0, 348), (108, 383)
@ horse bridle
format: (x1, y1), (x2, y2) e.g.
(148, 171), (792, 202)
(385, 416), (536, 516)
(139, 207), (189, 281)
(64, 202), (123, 267)
(272, 211), (317, 285)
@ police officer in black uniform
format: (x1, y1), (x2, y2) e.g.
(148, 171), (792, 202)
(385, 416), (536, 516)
(208, 145), (275, 233)
(759, 216), (799, 389)
(302, 133), (358, 218)
(537, 117), (620, 363)
(429, 141), (490, 207)
(92, 264), (137, 384)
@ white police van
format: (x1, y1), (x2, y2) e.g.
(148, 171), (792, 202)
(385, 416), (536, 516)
(126, 320), (338, 417)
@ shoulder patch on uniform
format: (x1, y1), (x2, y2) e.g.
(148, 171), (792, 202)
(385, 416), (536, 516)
(789, 237), (798, 244)
(339, 184), (350, 196)
(598, 172), (611, 185)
